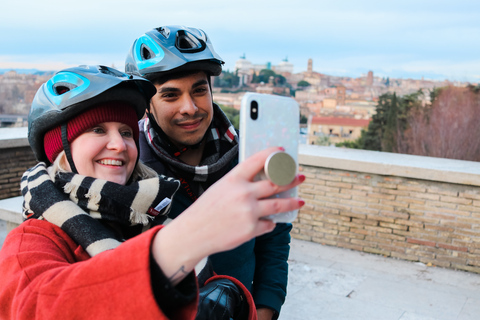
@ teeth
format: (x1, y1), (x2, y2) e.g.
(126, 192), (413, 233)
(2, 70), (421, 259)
(98, 159), (123, 166)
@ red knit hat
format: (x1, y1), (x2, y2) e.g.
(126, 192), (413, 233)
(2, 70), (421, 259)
(44, 102), (140, 163)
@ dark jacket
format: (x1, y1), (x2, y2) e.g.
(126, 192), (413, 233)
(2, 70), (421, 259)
(138, 117), (292, 317)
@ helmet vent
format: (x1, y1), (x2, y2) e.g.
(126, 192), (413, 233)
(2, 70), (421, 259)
(140, 44), (155, 60)
(53, 82), (77, 95)
(98, 65), (126, 78)
(175, 30), (206, 53)
(156, 26), (170, 39)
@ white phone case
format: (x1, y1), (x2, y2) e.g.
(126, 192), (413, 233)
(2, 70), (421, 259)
(239, 92), (300, 223)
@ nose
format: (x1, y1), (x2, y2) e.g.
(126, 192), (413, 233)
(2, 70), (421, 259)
(107, 131), (127, 152)
(179, 95), (198, 115)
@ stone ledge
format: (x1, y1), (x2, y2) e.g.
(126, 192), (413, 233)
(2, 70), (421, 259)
(299, 145), (480, 187)
(0, 127), (29, 149)
(0, 196), (23, 227)
(2, 128), (480, 187)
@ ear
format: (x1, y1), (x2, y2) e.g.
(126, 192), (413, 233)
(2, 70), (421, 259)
(146, 101), (154, 115)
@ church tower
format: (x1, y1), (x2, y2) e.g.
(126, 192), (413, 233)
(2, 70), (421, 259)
(366, 70), (373, 87)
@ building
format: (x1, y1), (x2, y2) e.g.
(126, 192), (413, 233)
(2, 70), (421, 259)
(366, 70), (374, 87)
(307, 116), (370, 145)
(272, 57), (294, 76)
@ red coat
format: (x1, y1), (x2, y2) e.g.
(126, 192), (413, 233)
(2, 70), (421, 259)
(0, 219), (256, 320)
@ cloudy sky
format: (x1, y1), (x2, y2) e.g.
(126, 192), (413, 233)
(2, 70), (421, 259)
(1, 0), (479, 82)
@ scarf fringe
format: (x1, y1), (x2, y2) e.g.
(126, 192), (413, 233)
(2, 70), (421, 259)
(130, 208), (153, 225)
(85, 190), (102, 207)
(63, 182), (80, 201)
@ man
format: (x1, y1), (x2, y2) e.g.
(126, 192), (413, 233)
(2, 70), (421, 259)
(125, 25), (292, 320)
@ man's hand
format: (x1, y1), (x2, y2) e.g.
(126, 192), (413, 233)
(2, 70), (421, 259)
(257, 307), (275, 320)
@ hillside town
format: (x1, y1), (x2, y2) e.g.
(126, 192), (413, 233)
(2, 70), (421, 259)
(0, 57), (471, 146)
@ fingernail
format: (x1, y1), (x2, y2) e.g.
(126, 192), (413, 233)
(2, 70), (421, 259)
(298, 174), (306, 182)
(298, 199), (305, 207)
(278, 146), (285, 151)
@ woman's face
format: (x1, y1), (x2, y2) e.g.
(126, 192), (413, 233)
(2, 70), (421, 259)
(68, 122), (137, 185)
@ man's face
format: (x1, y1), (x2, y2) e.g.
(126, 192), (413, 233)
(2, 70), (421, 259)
(149, 72), (213, 148)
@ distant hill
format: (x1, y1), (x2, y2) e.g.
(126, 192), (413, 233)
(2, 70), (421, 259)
(0, 69), (55, 76)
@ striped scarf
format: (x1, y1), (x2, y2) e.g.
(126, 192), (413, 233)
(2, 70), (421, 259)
(144, 103), (239, 198)
(20, 162), (180, 257)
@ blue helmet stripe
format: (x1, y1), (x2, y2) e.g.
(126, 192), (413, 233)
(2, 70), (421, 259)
(45, 72), (91, 106)
(133, 34), (165, 70)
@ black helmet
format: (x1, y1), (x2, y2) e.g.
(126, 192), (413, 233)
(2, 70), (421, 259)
(125, 25), (224, 80)
(28, 65), (156, 164)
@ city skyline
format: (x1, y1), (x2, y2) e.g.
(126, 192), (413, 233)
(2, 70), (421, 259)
(1, 0), (479, 83)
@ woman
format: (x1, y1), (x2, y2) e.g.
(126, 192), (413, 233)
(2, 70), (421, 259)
(0, 65), (305, 320)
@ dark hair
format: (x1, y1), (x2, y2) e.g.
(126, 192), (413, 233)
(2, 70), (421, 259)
(151, 69), (210, 86)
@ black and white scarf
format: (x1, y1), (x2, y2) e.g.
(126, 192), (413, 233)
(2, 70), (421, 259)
(144, 103), (239, 198)
(20, 162), (180, 257)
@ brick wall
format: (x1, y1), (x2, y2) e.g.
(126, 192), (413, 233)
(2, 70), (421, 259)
(0, 146), (37, 200)
(293, 164), (480, 274)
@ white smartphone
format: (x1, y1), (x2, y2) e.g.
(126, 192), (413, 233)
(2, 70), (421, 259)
(239, 92), (300, 223)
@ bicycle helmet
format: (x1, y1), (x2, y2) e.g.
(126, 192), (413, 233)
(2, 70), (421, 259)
(125, 25), (224, 80)
(28, 65), (156, 167)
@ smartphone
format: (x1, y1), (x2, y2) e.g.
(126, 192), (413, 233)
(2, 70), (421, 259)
(239, 92), (300, 223)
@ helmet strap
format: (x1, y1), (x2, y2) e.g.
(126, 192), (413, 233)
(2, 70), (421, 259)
(61, 124), (78, 174)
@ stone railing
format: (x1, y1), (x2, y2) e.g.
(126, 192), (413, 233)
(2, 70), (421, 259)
(0, 127), (36, 232)
(1, 128), (480, 274)
(295, 145), (480, 273)
(0, 127), (37, 200)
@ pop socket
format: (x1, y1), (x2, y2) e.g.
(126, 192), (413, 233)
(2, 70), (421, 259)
(264, 151), (296, 186)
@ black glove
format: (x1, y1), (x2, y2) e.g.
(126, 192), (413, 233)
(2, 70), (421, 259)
(195, 278), (248, 320)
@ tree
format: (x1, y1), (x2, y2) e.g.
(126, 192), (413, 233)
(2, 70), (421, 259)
(300, 114), (308, 124)
(357, 93), (391, 151)
(404, 86), (480, 161)
(251, 69), (276, 84)
(259, 69), (275, 80)
(338, 91), (420, 152)
(214, 70), (240, 88)
(274, 74), (286, 86)
(341, 86), (480, 161)
(217, 104), (239, 129)
(385, 77), (390, 87)
(315, 136), (331, 146)
(336, 140), (362, 149)
(297, 80), (311, 87)
(381, 92), (399, 152)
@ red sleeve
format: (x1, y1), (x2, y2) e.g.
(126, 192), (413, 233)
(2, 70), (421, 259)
(0, 219), (197, 320)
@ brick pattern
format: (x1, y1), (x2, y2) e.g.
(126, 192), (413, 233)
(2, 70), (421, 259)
(293, 165), (480, 274)
(0, 147), (37, 200)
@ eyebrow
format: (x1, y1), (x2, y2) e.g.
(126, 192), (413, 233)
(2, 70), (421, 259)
(158, 79), (209, 94)
(192, 79), (209, 88)
(158, 87), (180, 94)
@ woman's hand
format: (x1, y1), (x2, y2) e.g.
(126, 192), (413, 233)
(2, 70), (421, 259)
(152, 147), (305, 284)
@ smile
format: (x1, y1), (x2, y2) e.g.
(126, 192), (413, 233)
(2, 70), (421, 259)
(177, 119), (202, 129)
(97, 159), (124, 166)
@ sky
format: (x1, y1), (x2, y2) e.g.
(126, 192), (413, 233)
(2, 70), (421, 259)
(1, 0), (479, 83)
